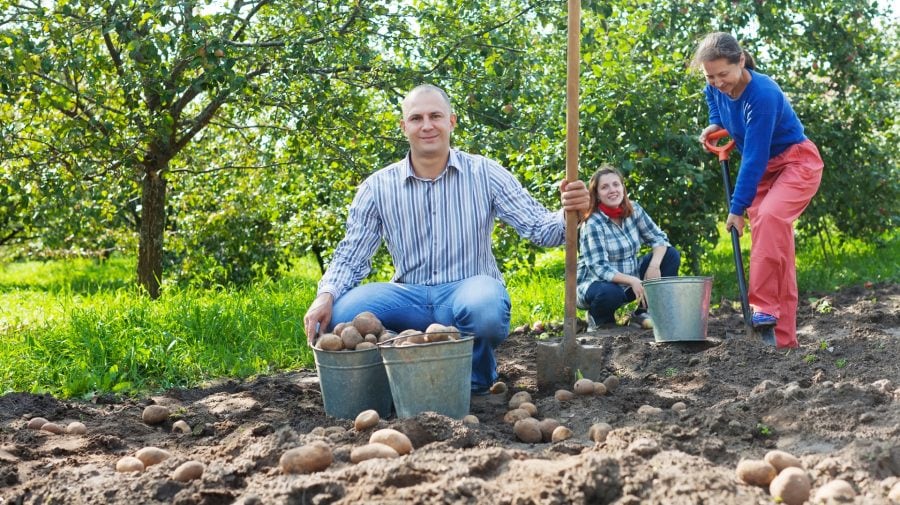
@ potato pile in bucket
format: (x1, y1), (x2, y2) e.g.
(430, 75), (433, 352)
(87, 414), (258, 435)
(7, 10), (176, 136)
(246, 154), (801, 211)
(314, 312), (461, 351)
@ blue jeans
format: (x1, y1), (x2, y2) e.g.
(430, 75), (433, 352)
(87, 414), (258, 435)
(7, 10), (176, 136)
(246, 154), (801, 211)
(584, 246), (681, 324)
(330, 275), (511, 393)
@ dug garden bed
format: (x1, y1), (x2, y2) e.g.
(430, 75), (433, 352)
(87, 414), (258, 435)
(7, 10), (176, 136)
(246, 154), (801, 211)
(1, 283), (898, 504)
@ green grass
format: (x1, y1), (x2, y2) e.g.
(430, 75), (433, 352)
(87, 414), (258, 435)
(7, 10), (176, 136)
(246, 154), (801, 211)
(1, 257), (319, 398)
(1, 228), (895, 398)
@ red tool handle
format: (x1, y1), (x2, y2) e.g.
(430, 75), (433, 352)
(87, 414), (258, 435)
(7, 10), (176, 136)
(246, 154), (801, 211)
(703, 129), (735, 162)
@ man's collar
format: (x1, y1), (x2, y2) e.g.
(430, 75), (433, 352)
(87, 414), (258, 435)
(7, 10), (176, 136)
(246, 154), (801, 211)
(402, 149), (460, 181)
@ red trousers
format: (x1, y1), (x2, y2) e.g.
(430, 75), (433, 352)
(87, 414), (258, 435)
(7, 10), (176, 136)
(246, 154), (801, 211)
(747, 139), (823, 348)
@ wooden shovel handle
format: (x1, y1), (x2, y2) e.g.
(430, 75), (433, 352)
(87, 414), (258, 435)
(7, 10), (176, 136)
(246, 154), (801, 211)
(564, 0), (581, 339)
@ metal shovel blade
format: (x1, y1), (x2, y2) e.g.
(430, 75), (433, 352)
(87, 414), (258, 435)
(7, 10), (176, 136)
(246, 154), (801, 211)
(536, 319), (607, 391)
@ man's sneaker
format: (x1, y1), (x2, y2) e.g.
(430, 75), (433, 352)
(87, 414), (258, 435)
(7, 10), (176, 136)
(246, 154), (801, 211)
(752, 312), (777, 328)
(630, 311), (654, 329)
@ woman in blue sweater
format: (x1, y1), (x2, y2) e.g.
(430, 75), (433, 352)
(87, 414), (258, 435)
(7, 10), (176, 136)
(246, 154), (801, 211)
(694, 32), (824, 348)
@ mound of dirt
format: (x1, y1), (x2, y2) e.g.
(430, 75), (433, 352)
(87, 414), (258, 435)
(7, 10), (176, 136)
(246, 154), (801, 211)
(2, 284), (898, 504)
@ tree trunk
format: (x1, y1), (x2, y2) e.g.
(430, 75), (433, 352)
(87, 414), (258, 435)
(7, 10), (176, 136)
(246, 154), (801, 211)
(137, 164), (167, 299)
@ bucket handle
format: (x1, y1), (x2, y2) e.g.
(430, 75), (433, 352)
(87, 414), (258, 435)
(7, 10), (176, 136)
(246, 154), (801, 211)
(377, 331), (471, 347)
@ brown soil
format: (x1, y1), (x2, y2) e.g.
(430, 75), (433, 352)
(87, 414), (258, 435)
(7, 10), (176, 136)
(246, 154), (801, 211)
(2, 283), (898, 505)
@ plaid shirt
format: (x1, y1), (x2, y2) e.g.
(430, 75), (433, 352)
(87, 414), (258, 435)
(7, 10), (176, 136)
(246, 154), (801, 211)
(576, 202), (670, 304)
(318, 149), (567, 299)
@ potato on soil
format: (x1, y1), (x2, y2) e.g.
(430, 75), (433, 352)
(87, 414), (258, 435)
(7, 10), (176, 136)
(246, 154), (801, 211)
(462, 415), (479, 424)
(172, 420), (191, 434)
(26, 417), (48, 430)
(588, 423), (612, 443)
(603, 375), (620, 392)
(40, 422), (63, 434)
(518, 402), (538, 417)
(764, 449), (802, 472)
(489, 382), (507, 394)
(813, 479), (856, 502)
(116, 456), (145, 473)
(503, 408), (531, 424)
(513, 418), (542, 443)
(551, 426), (573, 442)
(135, 446), (172, 467)
(172, 461), (205, 482)
(735, 459), (777, 486)
(340, 326), (364, 350)
(574, 378), (594, 395)
(66, 422), (87, 435)
(769, 467), (811, 505)
(350, 443), (399, 463)
(316, 333), (344, 351)
(593, 382), (608, 395)
(369, 429), (413, 455)
(280, 441), (333, 474)
(142, 405), (170, 425)
(671, 401), (687, 412)
(888, 482), (900, 503)
(554, 389), (576, 401)
(352, 312), (384, 337)
(354, 410), (379, 431)
(637, 405), (663, 416)
(538, 418), (560, 442)
(508, 391), (532, 409)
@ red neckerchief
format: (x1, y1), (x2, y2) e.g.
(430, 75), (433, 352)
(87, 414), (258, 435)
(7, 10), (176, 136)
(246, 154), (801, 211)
(598, 203), (624, 219)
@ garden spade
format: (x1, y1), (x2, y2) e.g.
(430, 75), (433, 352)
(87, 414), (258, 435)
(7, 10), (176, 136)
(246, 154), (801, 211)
(703, 129), (755, 339)
(536, 0), (606, 390)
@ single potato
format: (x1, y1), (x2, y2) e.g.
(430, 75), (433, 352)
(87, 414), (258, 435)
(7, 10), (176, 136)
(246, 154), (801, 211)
(172, 461), (205, 482)
(280, 441), (333, 474)
(573, 378), (595, 395)
(769, 467), (811, 505)
(551, 426), (573, 442)
(340, 326), (364, 350)
(369, 429), (413, 455)
(603, 375), (620, 392)
(554, 389), (576, 402)
(66, 422), (87, 435)
(135, 446), (172, 467)
(588, 423), (612, 443)
(513, 418), (542, 443)
(142, 405), (170, 425)
(735, 459), (777, 487)
(316, 333), (344, 351)
(764, 450), (802, 473)
(508, 391), (532, 410)
(518, 402), (538, 417)
(354, 410), (380, 431)
(462, 415), (480, 424)
(26, 417), (49, 430)
(115, 456), (145, 473)
(352, 312), (384, 337)
(350, 443), (399, 463)
(40, 422), (64, 434)
(593, 382), (608, 395)
(813, 479), (856, 502)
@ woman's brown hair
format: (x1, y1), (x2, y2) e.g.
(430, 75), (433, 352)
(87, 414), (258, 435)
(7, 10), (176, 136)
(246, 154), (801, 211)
(585, 165), (634, 221)
(691, 32), (756, 70)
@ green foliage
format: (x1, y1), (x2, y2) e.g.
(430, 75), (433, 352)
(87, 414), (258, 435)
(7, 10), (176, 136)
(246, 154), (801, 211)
(0, 0), (896, 293)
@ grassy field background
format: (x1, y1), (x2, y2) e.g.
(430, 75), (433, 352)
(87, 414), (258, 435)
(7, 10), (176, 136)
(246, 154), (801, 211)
(1, 229), (896, 398)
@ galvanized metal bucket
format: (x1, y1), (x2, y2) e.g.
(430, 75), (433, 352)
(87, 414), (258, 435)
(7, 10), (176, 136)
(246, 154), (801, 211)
(313, 346), (393, 420)
(643, 276), (713, 342)
(379, 335), (474, 419)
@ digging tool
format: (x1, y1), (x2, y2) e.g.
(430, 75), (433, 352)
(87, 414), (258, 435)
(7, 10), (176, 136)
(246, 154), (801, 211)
(703, 129), (755, 339)
(536, 0), (606, 390)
